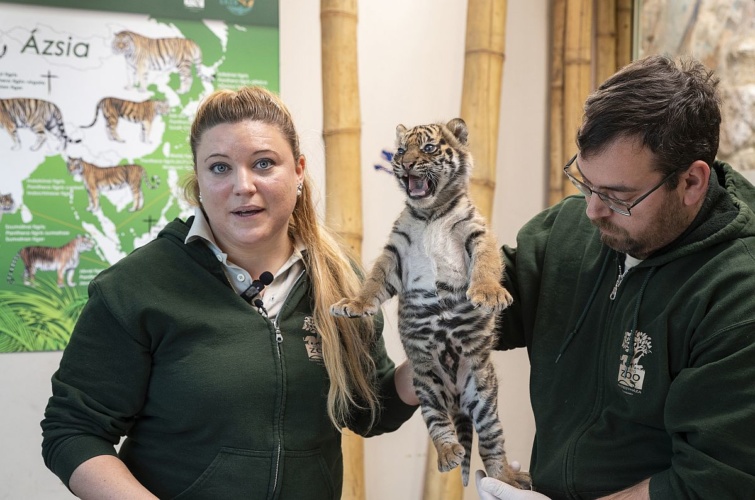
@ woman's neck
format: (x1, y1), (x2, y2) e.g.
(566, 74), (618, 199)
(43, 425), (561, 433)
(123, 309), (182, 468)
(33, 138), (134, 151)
(227, 236), (294, 279)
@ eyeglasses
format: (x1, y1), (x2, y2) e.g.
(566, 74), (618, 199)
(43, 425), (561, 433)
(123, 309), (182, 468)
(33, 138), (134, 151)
(562, 154), (680, 216)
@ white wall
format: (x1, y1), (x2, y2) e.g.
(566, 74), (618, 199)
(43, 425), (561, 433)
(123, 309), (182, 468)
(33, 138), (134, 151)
(0, 1), (548, 498)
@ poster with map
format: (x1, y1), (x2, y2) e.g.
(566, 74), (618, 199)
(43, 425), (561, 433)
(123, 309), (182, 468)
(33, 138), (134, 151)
(0, 0), (279, 352)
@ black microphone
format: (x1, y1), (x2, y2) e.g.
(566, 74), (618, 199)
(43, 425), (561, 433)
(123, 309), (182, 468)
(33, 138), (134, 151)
(253, 298), (268, 316)
(240, 271), (274, 304)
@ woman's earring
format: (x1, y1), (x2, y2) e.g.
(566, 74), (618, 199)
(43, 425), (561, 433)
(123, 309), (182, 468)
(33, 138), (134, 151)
(296, 183), (303, 197)
(199, 193), (203, 203)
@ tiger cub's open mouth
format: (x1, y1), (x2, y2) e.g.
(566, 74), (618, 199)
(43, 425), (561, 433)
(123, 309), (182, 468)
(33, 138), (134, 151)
(404, 174), (434, 199)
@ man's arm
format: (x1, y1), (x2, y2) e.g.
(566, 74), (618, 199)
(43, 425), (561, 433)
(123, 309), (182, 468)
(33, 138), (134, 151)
(598, 479), (649, 500)
(476, 470), (650, 500)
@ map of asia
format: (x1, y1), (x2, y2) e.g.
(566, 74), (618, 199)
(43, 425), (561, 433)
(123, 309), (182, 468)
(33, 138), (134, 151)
(0, 0), (279, 351)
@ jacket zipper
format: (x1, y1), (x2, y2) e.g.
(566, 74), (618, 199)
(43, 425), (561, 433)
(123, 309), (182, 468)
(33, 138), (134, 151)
(270, 269), (306, 495)
(609, 261), (629, 300)
(564, 286), (619, 498)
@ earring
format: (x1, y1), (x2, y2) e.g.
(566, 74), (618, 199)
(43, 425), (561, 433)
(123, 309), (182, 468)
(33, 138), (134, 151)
(199, 193), (203, 203)
(296, 183), (303, 197)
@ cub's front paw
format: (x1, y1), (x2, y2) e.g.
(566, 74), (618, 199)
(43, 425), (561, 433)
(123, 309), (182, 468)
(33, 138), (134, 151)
(330, 298), (378, 318)
(467, 282), (514, 312)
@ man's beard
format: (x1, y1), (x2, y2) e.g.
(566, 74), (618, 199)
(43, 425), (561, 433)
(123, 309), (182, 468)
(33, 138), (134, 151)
(594, 220), (640, 256)
(591, 194), (688, 259)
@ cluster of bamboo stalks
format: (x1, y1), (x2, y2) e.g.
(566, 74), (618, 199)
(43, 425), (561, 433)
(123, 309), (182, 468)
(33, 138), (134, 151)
(550, 0), (634, 205)
(320, 1), (634, 498)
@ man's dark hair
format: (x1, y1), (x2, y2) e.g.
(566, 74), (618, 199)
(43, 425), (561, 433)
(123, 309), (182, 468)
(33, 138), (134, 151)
(576, 55), (721, 186)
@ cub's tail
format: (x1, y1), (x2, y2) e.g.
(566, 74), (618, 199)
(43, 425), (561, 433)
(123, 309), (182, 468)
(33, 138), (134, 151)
(454, 412), (474, 487)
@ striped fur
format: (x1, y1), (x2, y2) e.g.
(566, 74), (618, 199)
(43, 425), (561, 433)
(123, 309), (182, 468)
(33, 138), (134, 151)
(112, 31), (211, 94)
(82, 97), (170, 143)
(67, 157), (156, 212)
(7, 234), (94, 287)
(331, 119), (530, 489)
(0, 98), (80, 150)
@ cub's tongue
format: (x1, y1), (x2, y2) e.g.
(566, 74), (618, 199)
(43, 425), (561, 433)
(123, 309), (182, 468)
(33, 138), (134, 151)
(408, 175), (429, 197)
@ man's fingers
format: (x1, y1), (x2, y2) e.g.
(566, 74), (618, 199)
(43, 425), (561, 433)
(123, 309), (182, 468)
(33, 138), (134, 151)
(475, 469), (486, 488)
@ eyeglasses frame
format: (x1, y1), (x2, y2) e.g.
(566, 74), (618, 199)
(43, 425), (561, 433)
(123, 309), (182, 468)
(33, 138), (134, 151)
(562, 154), (683, 216)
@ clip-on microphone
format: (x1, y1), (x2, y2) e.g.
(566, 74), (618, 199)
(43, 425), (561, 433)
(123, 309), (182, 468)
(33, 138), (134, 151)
(240, 271), (274, 305)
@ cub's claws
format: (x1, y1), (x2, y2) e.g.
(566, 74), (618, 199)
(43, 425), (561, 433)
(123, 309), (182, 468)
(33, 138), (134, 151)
(330, 298), (377, 318)
(467, 283), (514, 312)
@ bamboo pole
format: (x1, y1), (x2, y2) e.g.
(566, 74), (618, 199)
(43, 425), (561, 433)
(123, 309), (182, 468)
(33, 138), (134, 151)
(616, 0), (634, 69)
(321, 0), (363, 254)
(421, 1), (507, 497)
(562, 0), (593, 198)
(320, 2), (365, 500)
(459, 0), (508, 222)
(548, 0), (567, 206)
(595, 0), (617, 86)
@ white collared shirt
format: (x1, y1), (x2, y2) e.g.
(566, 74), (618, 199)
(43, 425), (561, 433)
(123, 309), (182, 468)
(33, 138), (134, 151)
(185, 207), (306, 318)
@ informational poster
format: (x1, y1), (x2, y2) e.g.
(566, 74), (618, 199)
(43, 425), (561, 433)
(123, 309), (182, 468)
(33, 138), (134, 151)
(0, 0), (279, 351)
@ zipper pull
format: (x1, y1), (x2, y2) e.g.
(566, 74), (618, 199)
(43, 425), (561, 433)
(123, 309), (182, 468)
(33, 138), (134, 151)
(610, 262), (626, 301)
(609, 274), (623, 300)
(275, 326), (283, 343)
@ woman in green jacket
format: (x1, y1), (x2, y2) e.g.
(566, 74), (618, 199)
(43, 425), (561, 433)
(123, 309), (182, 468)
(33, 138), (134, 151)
(41, 86), (418, 499)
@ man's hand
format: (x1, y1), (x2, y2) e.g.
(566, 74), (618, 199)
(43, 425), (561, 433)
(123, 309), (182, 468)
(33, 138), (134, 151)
(475, 463), (550, 500)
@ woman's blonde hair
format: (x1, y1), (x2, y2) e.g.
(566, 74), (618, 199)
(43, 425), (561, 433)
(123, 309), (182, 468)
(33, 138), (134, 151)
(183, 86), (379, 429)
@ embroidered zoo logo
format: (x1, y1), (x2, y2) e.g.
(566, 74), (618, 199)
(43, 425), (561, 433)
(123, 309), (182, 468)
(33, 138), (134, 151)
(617, 330), (652, 394)
(302, 316), (323, 364)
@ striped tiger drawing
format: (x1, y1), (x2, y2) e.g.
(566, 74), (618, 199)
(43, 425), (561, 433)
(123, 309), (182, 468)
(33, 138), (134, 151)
(0, 98), (81, 151)
(331, 119), (531, 490)
(112, 30), (212, 94)
(6, 234), (95, 287)
(67, 157), (158, 212)
(81, 97), (170, 143)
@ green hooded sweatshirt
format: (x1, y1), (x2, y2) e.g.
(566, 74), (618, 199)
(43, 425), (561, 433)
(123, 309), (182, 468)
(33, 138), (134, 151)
(497, 162), (755, 499)
(41, 217), (417, 499)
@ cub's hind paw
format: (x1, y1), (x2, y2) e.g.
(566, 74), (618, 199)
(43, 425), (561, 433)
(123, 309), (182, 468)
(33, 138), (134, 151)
(436, 442), (465, 472)
(467, 282), (514, 312)
(329, 298), (378, 318)
(500, 467), (532, 490)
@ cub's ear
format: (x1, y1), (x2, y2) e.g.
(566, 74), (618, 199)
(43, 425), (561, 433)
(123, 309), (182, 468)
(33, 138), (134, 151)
(396, 124), (407, 140)
(446, 118), (468, 145)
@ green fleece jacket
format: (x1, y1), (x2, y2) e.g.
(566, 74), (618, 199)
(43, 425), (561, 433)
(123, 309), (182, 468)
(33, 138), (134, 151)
(41, 217), (417, 499)
(497, 162), (755, 499)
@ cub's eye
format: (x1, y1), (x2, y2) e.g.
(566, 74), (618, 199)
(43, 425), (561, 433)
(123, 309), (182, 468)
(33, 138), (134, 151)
(210, 163), (229, 174)
(422, 144), (437, 153)
(396, 147), (406, 155)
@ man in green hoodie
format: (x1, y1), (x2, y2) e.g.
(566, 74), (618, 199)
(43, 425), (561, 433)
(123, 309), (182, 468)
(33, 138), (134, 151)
(476, 55), (755, 499)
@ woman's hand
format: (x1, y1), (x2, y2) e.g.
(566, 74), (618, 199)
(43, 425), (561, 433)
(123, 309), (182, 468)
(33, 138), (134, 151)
(393, 359), (419, 406)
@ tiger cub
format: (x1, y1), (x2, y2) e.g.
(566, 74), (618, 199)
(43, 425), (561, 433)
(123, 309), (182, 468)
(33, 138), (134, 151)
(112, 31), (212, 94)
(81, 97), (170, 143)
(0, 98), (80, 150)
(67, 157), (156, 212)
(6, 234), (94, 287)
(331, 119), (530, 489)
